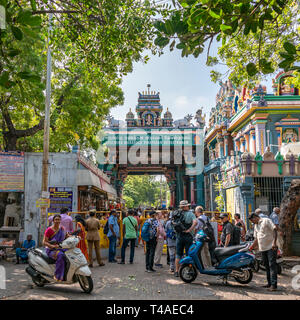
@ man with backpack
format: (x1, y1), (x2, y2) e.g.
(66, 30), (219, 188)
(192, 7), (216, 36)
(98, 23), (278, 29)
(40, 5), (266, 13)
(164, 211), (176, 273)
(174, 200), (198, 277)
(141, 211), (159, 272)
(220, 213), (240, 247)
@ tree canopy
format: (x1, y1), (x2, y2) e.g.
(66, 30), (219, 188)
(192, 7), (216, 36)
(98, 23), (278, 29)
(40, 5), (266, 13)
(0, 0), (158, 151)
(123, 175), (169, 208)
(154, 0), (300, 86)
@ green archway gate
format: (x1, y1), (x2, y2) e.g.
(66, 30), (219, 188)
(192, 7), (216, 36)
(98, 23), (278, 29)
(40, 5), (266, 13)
(98, 86), (205, 208)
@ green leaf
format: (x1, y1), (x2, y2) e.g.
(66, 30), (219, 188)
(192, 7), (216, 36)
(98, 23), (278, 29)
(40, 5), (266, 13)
(244, 22), (251, 35)
(30, 0), (37, 11)
(165, 20), (174, 35)
(209, 10), (220, 19)
(176, 42), (185, 49)
(169, 39), (176, 51)
(250, 21), (258, 34)
(11, 26), (23, 40)
(246, 63), (258, 76)
(154, 36), (169, 48)
(220, 24), (232, 32)
(283, 42), (296, 54)
(278, 59), (293, 70)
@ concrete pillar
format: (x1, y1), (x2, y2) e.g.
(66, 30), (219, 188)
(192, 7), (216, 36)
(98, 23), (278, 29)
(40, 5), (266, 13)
(245, 133), (250, 152)
(235, 139), (240, 152)
(190, 176), (195, 204)
(183, 179), (187, 201)
(255, 122), (267, 154)
(224, 135), (229, 156)
(240, 137), (245, 153)
(196, 174), (205, 207)
(250, 130), (256, 155)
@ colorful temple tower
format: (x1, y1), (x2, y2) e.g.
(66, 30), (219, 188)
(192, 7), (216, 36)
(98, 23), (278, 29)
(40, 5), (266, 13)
(125, 84), (173, 127)
(204, 71), (300, 254)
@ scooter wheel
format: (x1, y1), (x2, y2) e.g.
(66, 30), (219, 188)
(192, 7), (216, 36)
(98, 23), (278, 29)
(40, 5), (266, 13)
(253, 259), (260, 273)
(179, 264), (197, 283)
(277, 264), (282, 275)
(32, 276), (45, 287)
(233, 269), (253, 284)
(78, 275), (93, 293)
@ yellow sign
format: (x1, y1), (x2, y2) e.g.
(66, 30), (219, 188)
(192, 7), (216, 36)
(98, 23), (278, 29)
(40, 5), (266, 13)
(36, 198), (50, 208)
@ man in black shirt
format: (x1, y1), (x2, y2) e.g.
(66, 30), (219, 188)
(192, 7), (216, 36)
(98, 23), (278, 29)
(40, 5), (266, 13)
(220, 213), (234, 247)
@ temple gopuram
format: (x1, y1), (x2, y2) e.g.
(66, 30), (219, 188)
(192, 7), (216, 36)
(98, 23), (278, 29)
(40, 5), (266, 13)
(99, 85), (205, 207)
(204, 71), (300, 255)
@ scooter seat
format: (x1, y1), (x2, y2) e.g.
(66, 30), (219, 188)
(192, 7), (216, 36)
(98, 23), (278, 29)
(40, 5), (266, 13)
(214, 244), (248, 259)
(34, 248), (56, 264)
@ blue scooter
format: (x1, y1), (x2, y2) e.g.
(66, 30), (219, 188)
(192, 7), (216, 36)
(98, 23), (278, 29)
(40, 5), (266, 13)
(179, 230), (256, 285)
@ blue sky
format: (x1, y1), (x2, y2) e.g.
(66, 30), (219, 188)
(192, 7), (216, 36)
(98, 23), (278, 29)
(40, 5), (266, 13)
(110, 41), (228, 124)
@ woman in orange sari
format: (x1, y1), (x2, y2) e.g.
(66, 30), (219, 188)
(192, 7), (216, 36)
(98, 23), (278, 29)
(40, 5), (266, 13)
(75, 215), (89, 260)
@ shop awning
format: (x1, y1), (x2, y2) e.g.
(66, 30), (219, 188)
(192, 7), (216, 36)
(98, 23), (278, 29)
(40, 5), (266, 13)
(76, 169), (117, 199)
(101, 178), (117, 199)
(76, 169), (102, 190)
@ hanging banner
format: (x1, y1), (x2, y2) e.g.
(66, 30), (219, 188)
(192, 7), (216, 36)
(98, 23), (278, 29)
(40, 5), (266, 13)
(0, 152), (24, 192)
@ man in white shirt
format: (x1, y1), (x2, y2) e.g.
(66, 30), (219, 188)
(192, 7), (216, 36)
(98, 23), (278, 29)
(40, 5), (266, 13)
(249, 212), (278, 291)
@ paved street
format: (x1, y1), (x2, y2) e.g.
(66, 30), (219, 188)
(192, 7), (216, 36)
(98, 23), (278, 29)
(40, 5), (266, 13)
(1, 246), (300, 300)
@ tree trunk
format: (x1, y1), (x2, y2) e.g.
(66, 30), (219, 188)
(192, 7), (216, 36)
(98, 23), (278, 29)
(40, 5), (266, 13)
(4, 132), (18, 151)
(279, 179), (300, 256)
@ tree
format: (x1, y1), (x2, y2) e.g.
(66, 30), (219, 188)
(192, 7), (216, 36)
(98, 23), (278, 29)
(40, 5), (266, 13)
(153, 0), (300, 86)
(123, 175), (169, 208)
(0, 0), (158, 151)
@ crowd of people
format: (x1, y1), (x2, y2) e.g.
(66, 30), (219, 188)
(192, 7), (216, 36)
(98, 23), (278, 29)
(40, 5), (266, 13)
(16, 202), (282, 291)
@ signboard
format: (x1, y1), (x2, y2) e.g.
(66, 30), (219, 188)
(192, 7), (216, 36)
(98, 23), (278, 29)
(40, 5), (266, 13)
(42, 191), (50, 199)
(36, 198), (50, 208)
(103, 131), (198, 147)
(48, 187), (73, 214)
(0, 152), (24, 192)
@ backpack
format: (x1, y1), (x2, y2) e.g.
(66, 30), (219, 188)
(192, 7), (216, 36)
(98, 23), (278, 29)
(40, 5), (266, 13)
(103, 221), (109, 235)
(198, 218), (215, 244)
(232, 225), (241, 245)
(166, 221), (176, 241)
(171, 210), (191, 234)
(141, 219), (155, 242)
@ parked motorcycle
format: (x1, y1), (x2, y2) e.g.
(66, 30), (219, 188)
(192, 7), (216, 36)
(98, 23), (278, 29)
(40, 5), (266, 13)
(255, 248), (283, 275)
(179, 230), (256, 285)
(26, 232), (93, 293)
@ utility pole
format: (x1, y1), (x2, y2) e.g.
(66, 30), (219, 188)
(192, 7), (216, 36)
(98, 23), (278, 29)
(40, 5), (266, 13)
(39, 13), (53, 246)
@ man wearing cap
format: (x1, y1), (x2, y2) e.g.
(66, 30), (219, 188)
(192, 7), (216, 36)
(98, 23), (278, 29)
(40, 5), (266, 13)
(220, 213), (234, 247)
(249, 212), (278, 291)
(174, 200), (198, 277)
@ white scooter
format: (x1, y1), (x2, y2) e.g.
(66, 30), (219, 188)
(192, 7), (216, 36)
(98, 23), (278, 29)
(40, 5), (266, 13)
(26, 232), (93, 293)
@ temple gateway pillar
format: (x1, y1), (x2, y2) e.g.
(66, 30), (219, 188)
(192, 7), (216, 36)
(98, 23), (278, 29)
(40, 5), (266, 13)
(190, 176), (195, 205)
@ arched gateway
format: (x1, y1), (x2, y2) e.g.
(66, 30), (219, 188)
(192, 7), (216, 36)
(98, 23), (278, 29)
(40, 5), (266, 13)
(98, 85), (206, 207)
